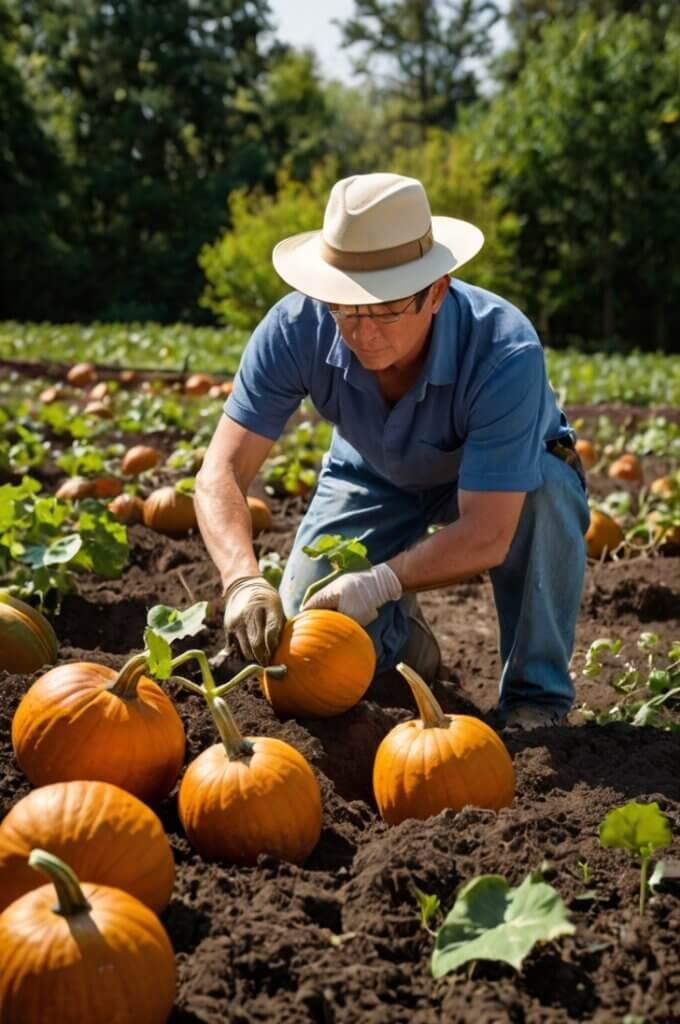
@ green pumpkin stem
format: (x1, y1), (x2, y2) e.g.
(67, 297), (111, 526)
(301, 567), (345, 608)
(109, 652), (148, 698)
(217, 663), (286, 698)
(168, 649), (218, 696)
(208, 695), (254, 759)
(28, 849), (91, 917)
(396, 662), (449, 729)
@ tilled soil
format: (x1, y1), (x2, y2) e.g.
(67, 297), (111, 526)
(1, 411), (680, 1023)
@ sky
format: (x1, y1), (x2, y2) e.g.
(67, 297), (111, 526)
(267, 0), (511, 86)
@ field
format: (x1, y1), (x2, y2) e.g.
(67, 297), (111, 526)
(1, 336), (679, 1023)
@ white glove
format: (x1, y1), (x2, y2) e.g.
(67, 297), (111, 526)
(303, 563), (403, 626)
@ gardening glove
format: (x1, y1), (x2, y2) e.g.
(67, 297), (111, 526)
(303, 563), (402, 626)
(223, 575), (285, 666)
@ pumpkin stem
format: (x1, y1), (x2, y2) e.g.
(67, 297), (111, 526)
(109, 652), (148, 698)
(207, 694), (254, 759)
(301, 567), (345, 608)
(396, 662), (449, 729)
(167, 674), (205, 697)
(28, 849), (91, 917)
(215, 663), (286, 698)
(169, 648), (218, 696)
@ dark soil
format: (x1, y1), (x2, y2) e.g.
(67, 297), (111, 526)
(1, 405), (679, 1024)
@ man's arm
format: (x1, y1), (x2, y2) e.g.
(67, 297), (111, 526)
(194, 414), (275, 590)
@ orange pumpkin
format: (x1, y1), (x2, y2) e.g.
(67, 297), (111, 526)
(122, 444), (163, 476)
(91, 475), (122, 499)
(55, 476), (96, 501)
(585, 509), (624, 558)
(88, 381), (110, 401)
(0, 849), (176, 1024)
(650, 475), (677, 500)
(0, 593), (59, 674)
(38, 385), (61, 404)
(66, 362), (97, 387)
(143, 486), (197, 537)
(107, 493), (145, 524)
(574, 438), (597, 470)
(0, 780), (174, 914)
(608, 452), (642, 483)
(178, 696), (321, 864)
(12, 655), (185, 803)
(184, 372), (214, 396)
(248, 495), (273, 535)
(373, 663), (515, 825)
(83, 399), (113, 419)
(261, 609), (376, 717)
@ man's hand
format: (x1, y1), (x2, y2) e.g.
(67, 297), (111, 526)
(223, 576), (285, 665)
(303, 563), (402, 626)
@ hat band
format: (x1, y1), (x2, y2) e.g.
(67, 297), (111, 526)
(319, 226), (433, 272)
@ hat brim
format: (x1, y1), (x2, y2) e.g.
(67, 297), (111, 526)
(272, 216), (484, 305)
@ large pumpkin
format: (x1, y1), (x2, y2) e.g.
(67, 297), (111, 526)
(0, 780), (174, 914)
(373, 663), (515, 825)
(143, 486), (197, 537)
(178, 696), (321, 864)
(261, 609), (376, 717)
(0, 593), (58, 674)
(0, 849), (176, 1024)
(12, 655), (185, 803)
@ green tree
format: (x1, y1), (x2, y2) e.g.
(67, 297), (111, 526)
(476, 12), (680, 348)
(336, 0), (500, 142)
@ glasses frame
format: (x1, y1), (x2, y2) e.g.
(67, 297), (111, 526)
(328, 285), (431, 326)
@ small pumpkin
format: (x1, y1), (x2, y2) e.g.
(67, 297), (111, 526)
(91, 475), (122, 499)
(122, 444), (163, 476)
(248, 495), (273, 535)
(38, 385), (61, 404)
(108, 492), (145, 524)
(12, 654), (185, 803)
(55, 476), (96, 501)
(88, 381), (110, 401)
(373, 663), (515, 825)
(178, 695), (322, 864)
(184, 372), (214, 396)
(0, 593), (59, 674)
(261, 609), (376, 718)
(574, 438), (596, 470)
(66, 361), (97, 387)
(83, 399), (113, 419)
(650, 475), (677, 500)
(144, 486), (197, 537)
(608, 452), (642, 483)
(0, 780), (174, 914)
(585, 509), (624, 558)
(0, 849), (176, 1024)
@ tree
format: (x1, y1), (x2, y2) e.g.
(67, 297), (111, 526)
(336, 0), (500, 142)
(475, 12), (680, 348)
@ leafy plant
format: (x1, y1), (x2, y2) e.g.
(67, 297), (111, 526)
(300, 533), (372, 608)
(413, 886), (441, 933)
(599, 802), (672, 914)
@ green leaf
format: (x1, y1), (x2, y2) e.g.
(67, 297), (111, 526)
(431, 873), (575, 977)
(144, 627), (172, 680)
(599, 802), (672, 857)
(22, 534), (82, 567)
(302, 533), (372, 572)
(414, 886), (441, 929)
(147, 601), (208, 641)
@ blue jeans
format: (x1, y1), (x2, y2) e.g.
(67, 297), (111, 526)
(279, 448), (590, 717)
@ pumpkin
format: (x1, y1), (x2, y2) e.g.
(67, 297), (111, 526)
(120, 369), (137, 385)
(55, 476), (96, 501)
(184, 372), (214, 396)
(574, 438), (596, 470)
(122, 443), (162, 476)
(0, 780), (174, 914)
(143, 486), (197, 537)
(88, 381), (110, 401)
(83, 399), (113, 419)
(0, 849), (176, 1024)
(91, 475), (122, 499)
(66, 361), (97, 387)
(646, 510), (680, 547)
(585, 509), (624, 558)
(178, 696), (321, 864)
(0, 593), (59, 674)
(650, 475), (677, 500)
(373, 663), (515, 825)
(608, 452), (642, 483)
(261, 609), (376, 718)
(38, 385), (61, 404)
(248, 495), (273, 535)
(108, 493), (145, 524)
(12, 655), (185, 803)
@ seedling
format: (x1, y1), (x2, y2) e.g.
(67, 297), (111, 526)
(599, 801), (672, 914)
(413, 886), (441, 933)
(580, 633), (680, 729)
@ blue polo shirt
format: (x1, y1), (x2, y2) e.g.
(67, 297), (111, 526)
(224, 280), (571, 493)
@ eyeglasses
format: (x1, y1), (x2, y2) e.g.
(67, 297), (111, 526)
(328, 286), (430, 326)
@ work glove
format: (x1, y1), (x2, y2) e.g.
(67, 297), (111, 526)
(303, 563), (402, 626)
(223, 575), (285, 666)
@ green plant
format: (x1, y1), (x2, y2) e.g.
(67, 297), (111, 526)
(414, 886), (441, 933)
(580, 633), (680, 729)
(599, 802), (672, 914)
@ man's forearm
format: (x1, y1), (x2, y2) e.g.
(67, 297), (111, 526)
(194, 470), (260, 590)
(387, 515), (509, 593)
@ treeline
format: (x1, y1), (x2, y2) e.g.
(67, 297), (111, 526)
(2, 0), (679, 350)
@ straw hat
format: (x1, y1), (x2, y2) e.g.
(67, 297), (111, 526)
(272, 172), (484, 305)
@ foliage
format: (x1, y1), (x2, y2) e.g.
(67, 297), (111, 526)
(430, 870), (574, 976)
(599, 801), (672, 913)
(475, 12), (680, 350)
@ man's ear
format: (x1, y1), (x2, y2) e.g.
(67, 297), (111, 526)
(431, 275), (450, 313)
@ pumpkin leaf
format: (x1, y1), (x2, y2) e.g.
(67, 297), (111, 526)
(431, 872), (575, 977)
(599, 802), (672, 858)
(144, 627), (173, 680)
(147, 601), (208, 641)
(414, 886), (441, 929)
(22, 533), (82, 567)
(302, 533), (372, 573)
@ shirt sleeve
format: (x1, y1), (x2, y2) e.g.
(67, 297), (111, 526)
(458, 345), (548, 492)
(224, 304), (308, 441)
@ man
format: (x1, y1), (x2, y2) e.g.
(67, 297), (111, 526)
(195, 173), (590, 730)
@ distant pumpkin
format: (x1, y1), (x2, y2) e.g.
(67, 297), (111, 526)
(585, 509), (624, 558)
(184, 373), (214, 396)
(122, 444), (162, 476)
(0, 593), (59, 674)
(66, 362), (97, 387)
(143, 486), (197, 537)
(608, 453), (642, 483)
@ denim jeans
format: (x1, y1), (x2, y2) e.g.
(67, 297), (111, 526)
(279, 447), (590, 717)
